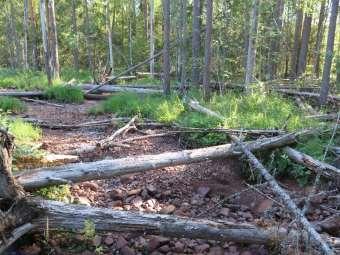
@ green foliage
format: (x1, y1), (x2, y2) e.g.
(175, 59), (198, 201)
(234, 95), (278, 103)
(8, 119), (42, 144)
(90, 92), (185, 123)
(83, 219), (96, 240)
(0, 96), (25, 113)
(35, 185), (72, 202)
(45, 85), (84, 103)
(60, 68), (92, 84)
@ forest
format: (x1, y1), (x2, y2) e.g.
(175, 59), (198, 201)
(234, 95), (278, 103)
(0, 0), (339, 254)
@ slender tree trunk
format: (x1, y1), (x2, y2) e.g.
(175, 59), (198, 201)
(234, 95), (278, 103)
(142, 0), (148, 38)
(106, 0), (113, 69)
(319, 0), (339, 105)
(149, 0), (155, 76)
(297, 14), (312, 77)
(23, 0), (29, 69)
(290, 7), (303, 78)
(128, 9), (133, 67)
(268, 0), (284, 80)
(29, 0), (39, 69)
(191, 0), (201, 86)
(47, 0), (60, 79)
(202, 0), (213, 100)
(313, 1), (327, 78)
(162, 0), (171, 96)
(39, 0), (52, 85)
(84, 0), (93, 71)
(9, 1), (21, 68)
(244, 0), (259, 90)
(71, 0), (79, 71)
(337, 42), (340, 86)
(180, 0), (188, 92)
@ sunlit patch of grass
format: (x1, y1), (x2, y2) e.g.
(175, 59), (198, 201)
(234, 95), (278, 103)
(0, 96), (26, 113)
(45, 85), (84, 103)
(35, 185), (72, 202)
(8, 119), (42, 144)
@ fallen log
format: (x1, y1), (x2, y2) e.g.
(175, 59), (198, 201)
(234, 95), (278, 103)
(21, 98), (64, 108)
(187, 99), (225, 120)
(80, 84), (162, 94)
(276, 89), (340, 103)
(283, 147), (340, 180)
(0, 91), (44, 97)
(0, 223), (34, 254)
(31, 199), (287, 245)
(306, 113), (339, 122)
(230, 135), (334, 255)
(16, 133), (298, 190)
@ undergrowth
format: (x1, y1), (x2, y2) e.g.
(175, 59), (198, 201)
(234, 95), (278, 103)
(35, 185), (72, 202)
(45, 85), (84, 103)
(0, 96), (25, 113)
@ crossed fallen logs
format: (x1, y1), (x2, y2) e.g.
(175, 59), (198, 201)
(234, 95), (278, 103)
(0, 121), (339, 254)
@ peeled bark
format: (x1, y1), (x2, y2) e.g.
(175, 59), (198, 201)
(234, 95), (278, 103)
(191, 0), (201, 86)
(297, 14), (312, 77)
(202, 0), (213, 100)
(319, 0), (339, 106)
(162, 0), (171, 95)
(16, 133), (297, 190)
(283, 147), (340, 180)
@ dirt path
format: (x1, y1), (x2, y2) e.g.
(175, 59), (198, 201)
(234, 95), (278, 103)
(12, 100), (339, 255)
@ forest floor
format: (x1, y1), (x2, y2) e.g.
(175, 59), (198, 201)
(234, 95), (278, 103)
(8, 99), (339, 255)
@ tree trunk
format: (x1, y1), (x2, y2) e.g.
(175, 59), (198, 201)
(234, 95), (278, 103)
(84, 0), (93, 71)
(149, 0), (155, 76)
(71, 0), (79, 71)
(179, 0), (188, 92)
(313, 1), (327, 78)
(162, 0), (171, 96)
(191, 0), (201, 86)
(268, 0), (284, 80)
(244, 0), (259, 90)
(47, 0), (60, 79)
(16, 133), (297, 190)
(29, 0), (39, 69)
(106, 0), (114, 69)
(290, 8), (303, 78)
(297, 14), (312, 77)
(202, 0), (213, 100)
(23, 0), (30, 69)
(319, 0), (339, 105)
(39, 0), (52, 85)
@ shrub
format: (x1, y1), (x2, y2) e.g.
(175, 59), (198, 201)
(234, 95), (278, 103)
(0, 96), (25, 113)
(35, 185), (71, 202)
(45, 85), (84, 103)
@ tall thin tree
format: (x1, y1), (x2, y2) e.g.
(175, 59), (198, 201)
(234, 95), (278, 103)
(191, 0), (201, 86)
(319, 0), (339, 105)
(180, 0), (188, 92)
(71, 0), (79, 71)
(202, 0), (213, 100)
(84, 0), (93, 71)
(244, 0), (259, 90)
(47, 0), (60, 79)
(23, 0), (29, 69)
(106, 0), (114, 70)
(149, 0), (155, 76)
(162, 0), (171, 95)
(290, 6), (303, 78)
(297, 13), (312, 77)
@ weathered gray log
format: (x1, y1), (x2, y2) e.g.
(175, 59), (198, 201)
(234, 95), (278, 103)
(21, 98), (64, 108)
(230, 135), (334, 255)
(32, 199), (286, 245)
(80, 84), (162, 94)
(0, 223), (34, 254)
(187, 99), (225, 120)
(306, 113), (339, 122)
(16, 133), (298, 190)
(283, 147), (340, 180)
(276, 89), (340, 103)
(0, 91), (44, 97)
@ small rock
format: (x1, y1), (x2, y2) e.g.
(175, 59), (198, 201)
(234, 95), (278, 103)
(120, 246), (135, 255)
(160, 204), (176, 214)
(120, 174), (134, 184)
(116, 236), (128, 249)
(146, 184), (157, 195)
(180, 202), (191, 211)
(146, 198), (158, 208)
(132, 196), (143, 208)
(148, 236), (170, 251)
(75, 196), (91, 206)
(128, 188), (142, 196)
(108, 189), (124, 200)
(195, 244), (210, 253)
(174, 241), (185, 253)
(110, 200), (123, 207)
(196, 186), (211, 198)
(219, 208), (230, 217)
(104, 236), (114, 246)
(92, 235), (102, 246)
(82, 182), (99, 191)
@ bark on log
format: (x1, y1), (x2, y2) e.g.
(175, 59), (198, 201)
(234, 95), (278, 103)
(0, 223), (34, 254)
(283, 147), (340, 180)
(80, 84), (162, 94)
(0, 91), (44, 97)
(187, 99), (225, 120)
(16, 133), (298, 190)
(21, 98), (64, 108)
(32, 199), (286, 245)
(276, 89), (340, 103)
(230, 135), (334, 255)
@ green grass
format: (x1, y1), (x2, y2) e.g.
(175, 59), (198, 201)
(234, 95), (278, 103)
(0, 68), (92, 90)
(8, 119), (42, 144)
(0, 96), (26, 113)
(45, 85), (84, 103)
(35, 185), (72, 202)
